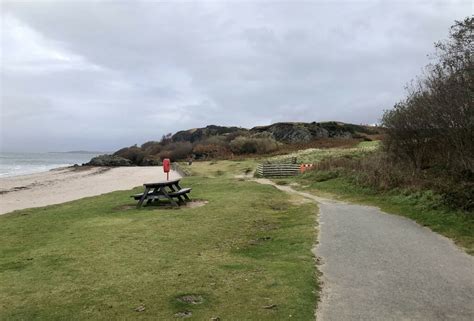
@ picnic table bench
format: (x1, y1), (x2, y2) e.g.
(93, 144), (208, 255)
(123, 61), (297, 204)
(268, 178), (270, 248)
(132, 178), (191, 208)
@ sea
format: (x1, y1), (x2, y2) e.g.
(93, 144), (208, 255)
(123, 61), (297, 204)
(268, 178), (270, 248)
(0, 152), (103, 178)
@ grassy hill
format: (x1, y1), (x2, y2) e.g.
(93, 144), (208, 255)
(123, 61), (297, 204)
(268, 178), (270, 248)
(87, 121), (383, 166)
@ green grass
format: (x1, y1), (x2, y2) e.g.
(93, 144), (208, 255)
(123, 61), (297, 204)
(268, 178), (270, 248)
(182, 159), (258, 178)
(267, 140), (380, 164)
(282, 171), (474, 255)
(0, 161), (318, 320)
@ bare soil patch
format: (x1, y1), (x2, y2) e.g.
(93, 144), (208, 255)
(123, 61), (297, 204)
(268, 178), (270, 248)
(177, 294), (204, 305)
(184, 200), (208, 208)
(174, 311), (192, 318)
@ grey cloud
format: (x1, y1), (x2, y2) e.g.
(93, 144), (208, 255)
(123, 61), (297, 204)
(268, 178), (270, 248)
(0, 0), (470, 152)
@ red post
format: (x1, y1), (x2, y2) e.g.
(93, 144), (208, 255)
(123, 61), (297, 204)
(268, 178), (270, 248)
(163, 158), (170, 181)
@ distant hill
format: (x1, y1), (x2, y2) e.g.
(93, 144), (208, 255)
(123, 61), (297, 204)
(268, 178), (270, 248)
(171, 121), (379, 144)
(86, 121), (383, 166)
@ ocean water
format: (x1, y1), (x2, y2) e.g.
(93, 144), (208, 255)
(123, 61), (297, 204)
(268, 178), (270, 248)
(0, 152), (102, 178)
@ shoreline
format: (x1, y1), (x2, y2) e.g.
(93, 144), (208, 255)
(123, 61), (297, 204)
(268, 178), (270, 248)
(0, 164), (77, 179)
(0, 166), (178, 215)
(0, 151), (102, 178)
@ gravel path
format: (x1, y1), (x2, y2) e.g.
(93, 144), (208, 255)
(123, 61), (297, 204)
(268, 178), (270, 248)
(255, 179), (474, 321)
(316, 202), (474, 321)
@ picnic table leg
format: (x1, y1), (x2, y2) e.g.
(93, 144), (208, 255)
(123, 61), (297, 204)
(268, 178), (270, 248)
(137, 187), (150, 208)
(173, 183), (190, 203)
(174, 183), (190, 201)
(166, 185), (184, 204)
(169, 184), (178, 192)
(161, 188), (179, 207)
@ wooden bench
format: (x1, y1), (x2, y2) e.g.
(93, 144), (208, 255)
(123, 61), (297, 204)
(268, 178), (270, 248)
(132, 191), (153, 200)
(168, 188), (191, 202)
(168, 188), (191, 197)
(132, 188), (191, 201)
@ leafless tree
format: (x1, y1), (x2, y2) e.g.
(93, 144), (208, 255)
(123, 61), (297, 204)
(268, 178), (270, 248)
(382, 17), (473, 174)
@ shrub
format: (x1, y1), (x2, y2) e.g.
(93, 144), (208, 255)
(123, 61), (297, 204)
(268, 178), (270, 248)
(229, 137), (278, 154)
(141, 141), (162, 155)
(230, 137), (258, 154)
(382, 17), (473, 173)
(141, 155), (162, 166)
(193, 143), (230, 159)
(436, 180), (474, 212)
(114, 146), (146, 165)
(310, 151), (473, 212)
(224, 130), (249, 142)
(87, 154), (133, 166)
(200, 136), (228, 146)
(255, 138), (279, 154)
(158, 142), (193, 161)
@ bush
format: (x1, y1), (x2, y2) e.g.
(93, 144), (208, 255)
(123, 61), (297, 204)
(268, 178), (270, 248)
(87, 155), (133, 166)
(158, 142), (193, 161)
(224, 130), (249, 142)
(229, 136), (278, 154)
(229, 137), (257, 154)
(141, 141), (162, 155)
(193, 143), (229, 159)
(382, 17), (473, 173)
(141, 155), (162, 166)
(114, 146), (146, 165)
(436, 181), (474, 212)
(310, 151), (473, 212)
(358, 17), (474, 212)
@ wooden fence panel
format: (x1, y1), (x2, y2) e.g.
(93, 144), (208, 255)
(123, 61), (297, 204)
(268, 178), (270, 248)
(256, 163), (300, 177)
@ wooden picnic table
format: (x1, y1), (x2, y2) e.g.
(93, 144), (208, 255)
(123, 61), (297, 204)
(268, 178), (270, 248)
(132, 178), (191, 208)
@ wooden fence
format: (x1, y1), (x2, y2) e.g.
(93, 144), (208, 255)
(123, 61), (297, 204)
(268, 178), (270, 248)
(255, 163), (301, 177)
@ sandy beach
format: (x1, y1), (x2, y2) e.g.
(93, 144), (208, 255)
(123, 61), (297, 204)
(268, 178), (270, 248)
(0, 166), (179, 215)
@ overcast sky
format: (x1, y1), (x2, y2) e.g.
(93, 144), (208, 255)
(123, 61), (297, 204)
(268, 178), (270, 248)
(0, 0), (470, 152)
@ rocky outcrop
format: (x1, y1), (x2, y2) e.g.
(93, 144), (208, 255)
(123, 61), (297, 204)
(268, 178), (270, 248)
(250, 122), (368, 143)
(253, 123), (313, 143)
(172, 125), (245, 143)
(171, 122), (378, 144)
(86, 154), (133, 166)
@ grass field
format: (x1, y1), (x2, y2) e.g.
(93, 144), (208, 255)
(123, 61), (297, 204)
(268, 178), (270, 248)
(0, 161), (319, 320)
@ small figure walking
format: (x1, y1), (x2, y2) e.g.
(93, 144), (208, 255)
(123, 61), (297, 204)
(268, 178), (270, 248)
(188, 156), (193, 166)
